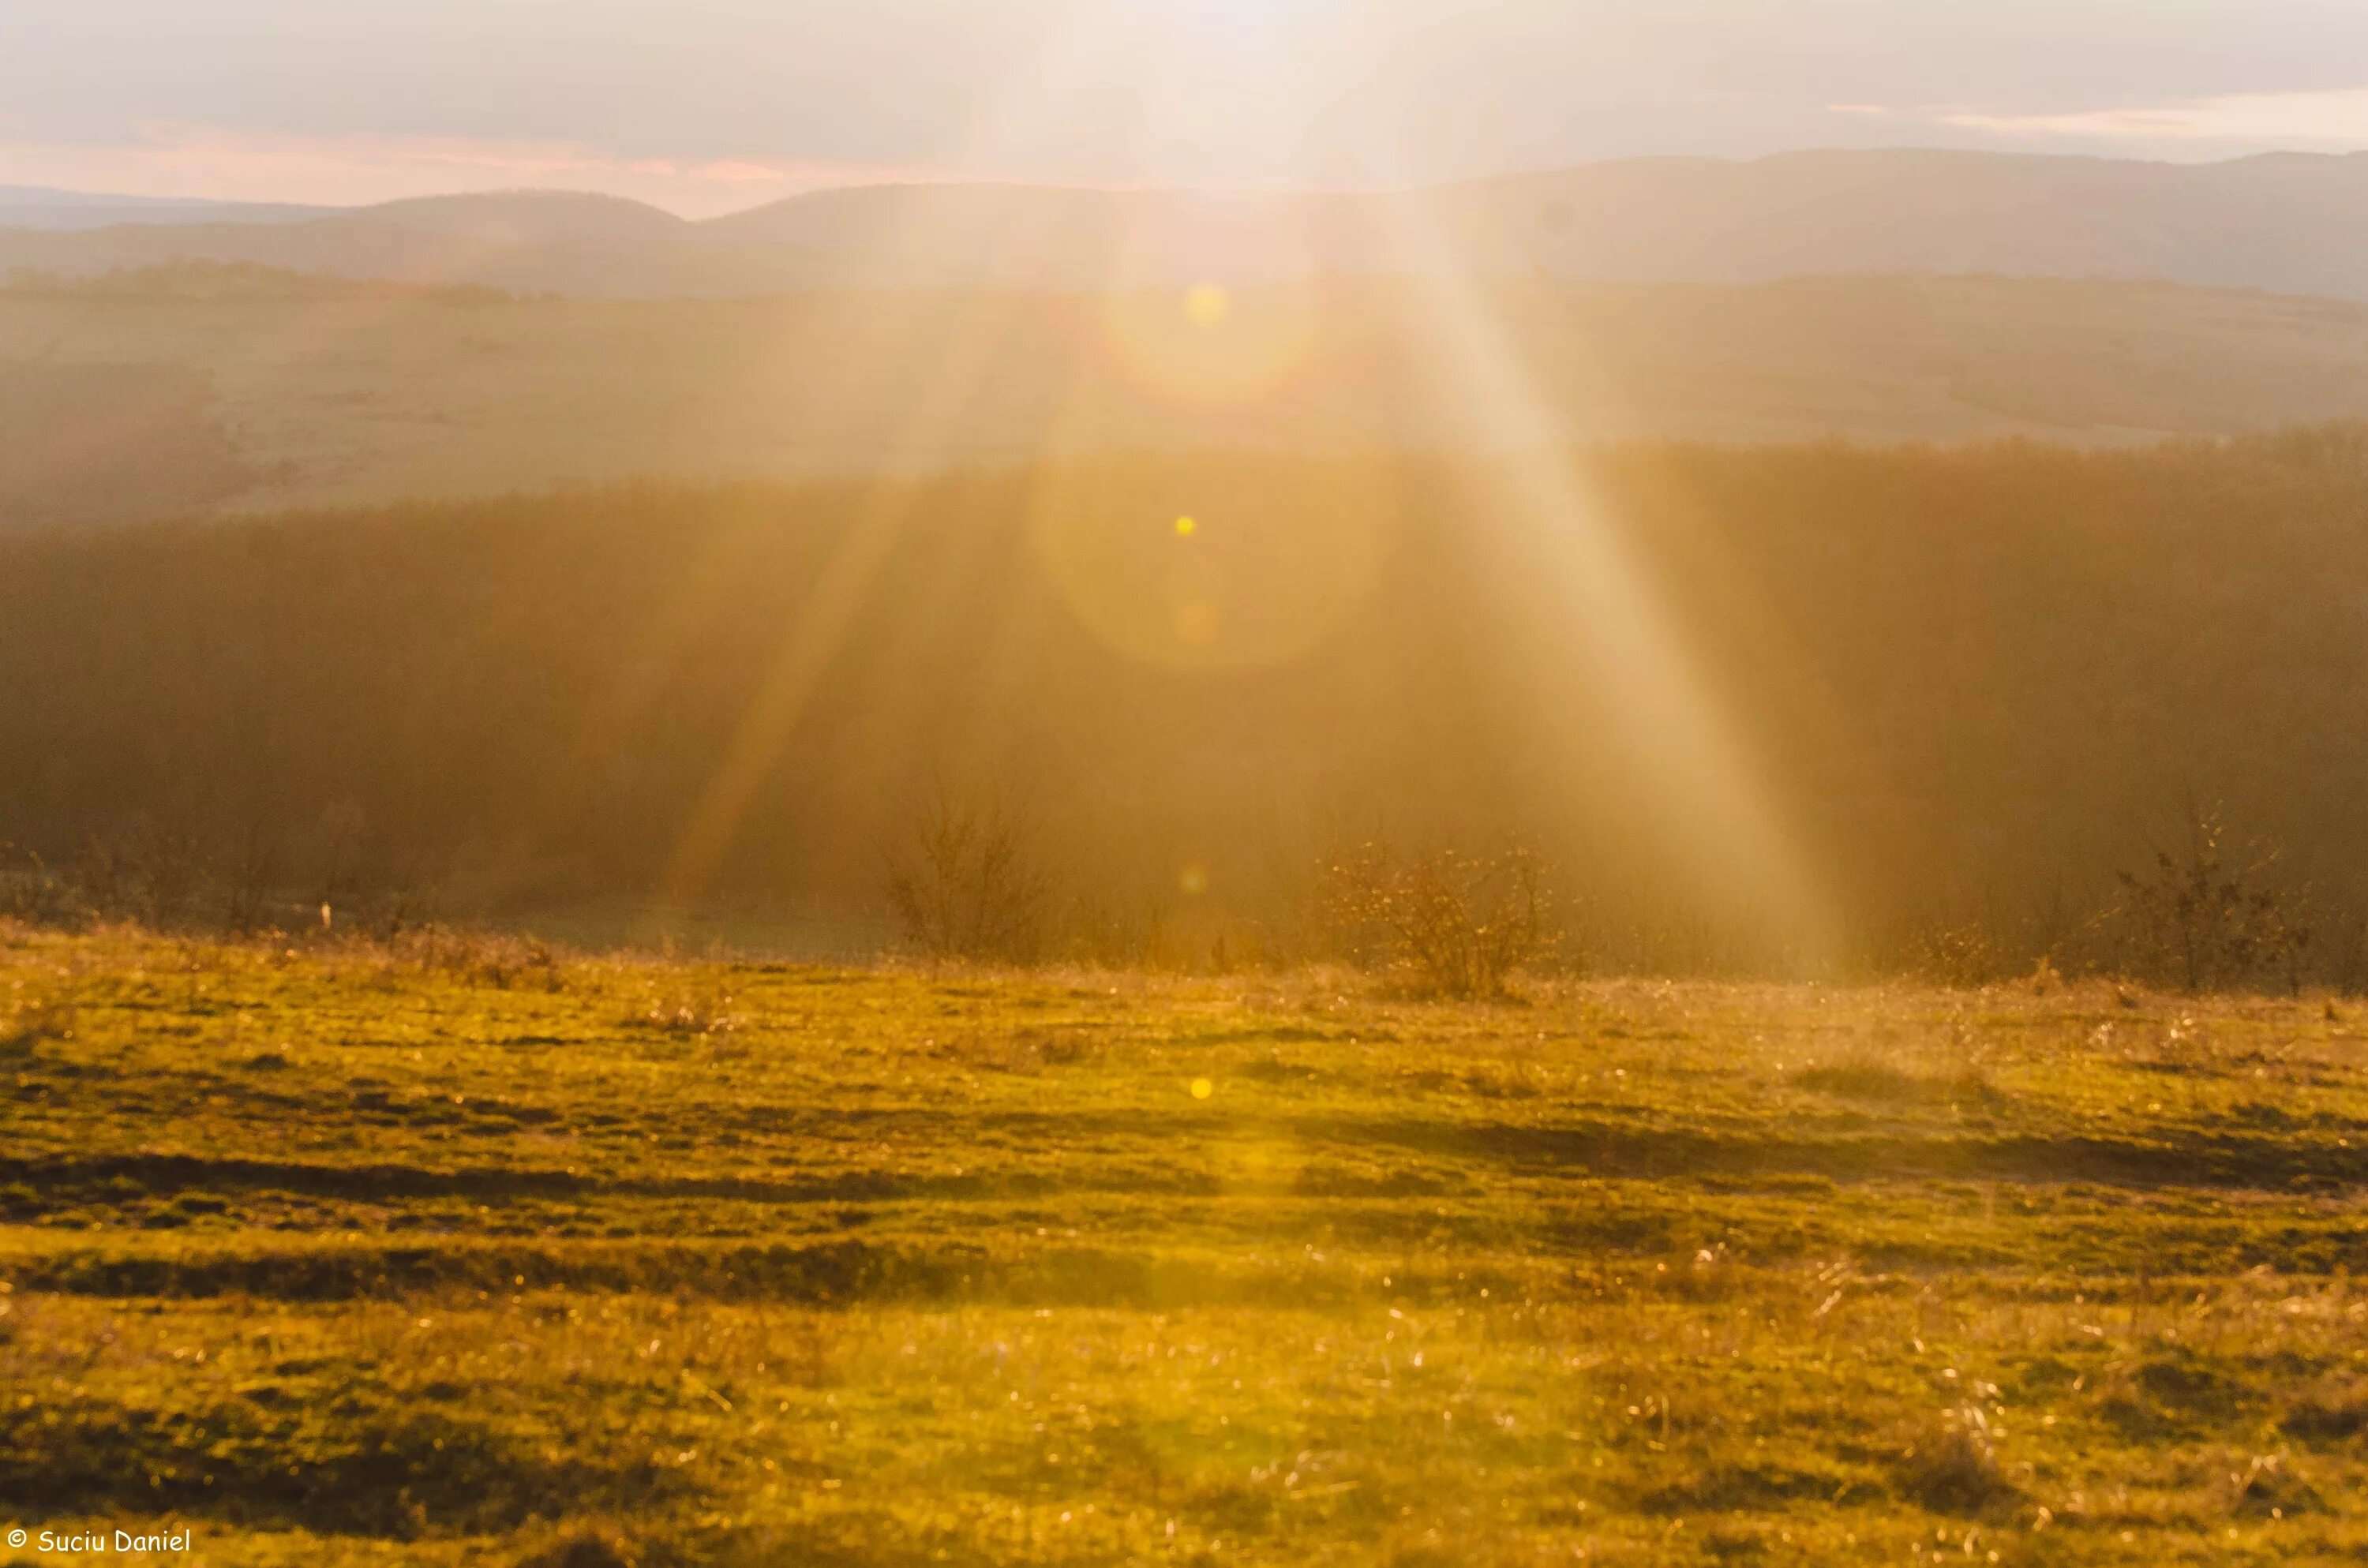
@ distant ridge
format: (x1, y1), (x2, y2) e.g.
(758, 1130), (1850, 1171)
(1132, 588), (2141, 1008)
(10, 148), (2368, 299)
(0, 185), (336, 231)
(0, 185), (232, 209)
(356, 189), (688, 244)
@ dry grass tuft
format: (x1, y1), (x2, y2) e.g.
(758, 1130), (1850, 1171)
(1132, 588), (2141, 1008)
(1897, 1405), (2017, 1516)
(631, 988), (744, 1036)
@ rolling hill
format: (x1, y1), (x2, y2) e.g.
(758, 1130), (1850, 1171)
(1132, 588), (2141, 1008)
(9, 266), (2368, 526)
(9, 150), (2368, 299)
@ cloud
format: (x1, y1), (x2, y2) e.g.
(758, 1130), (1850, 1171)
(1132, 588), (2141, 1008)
(1934, 86), (2368, 150)
(0, 124), (926, 216)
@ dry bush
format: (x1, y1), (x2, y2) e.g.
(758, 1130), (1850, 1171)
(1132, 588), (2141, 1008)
(1322, 839), (1554, 999)
(70, 824), (213, 926)
(882, 788), (1047, 963)
(2, 823), (433, 940)
(377, 926), (570, 990)
(0, 843), (82, 927)
(2112, 810), (2310, 993)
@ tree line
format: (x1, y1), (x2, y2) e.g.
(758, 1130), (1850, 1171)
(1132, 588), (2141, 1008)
(3, 430), (2365, 987)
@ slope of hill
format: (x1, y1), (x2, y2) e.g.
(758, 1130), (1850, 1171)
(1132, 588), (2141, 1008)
(5, 437), (2367, 964)
(7, 268), (2368, 525)
(354, 189), (690, 245)
(9, 150), (2368, 299)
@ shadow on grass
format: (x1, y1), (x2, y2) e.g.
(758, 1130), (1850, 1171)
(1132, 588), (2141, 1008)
(0, 1390), (685, 1538)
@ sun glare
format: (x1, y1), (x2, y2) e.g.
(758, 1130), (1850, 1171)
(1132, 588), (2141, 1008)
(1186, 283), (1231, 326)
(1092, 282), (1321, 409)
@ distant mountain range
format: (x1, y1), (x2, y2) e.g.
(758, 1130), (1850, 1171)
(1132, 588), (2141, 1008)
(9, 149), (2368, 300)
(0, 184), (332, 232)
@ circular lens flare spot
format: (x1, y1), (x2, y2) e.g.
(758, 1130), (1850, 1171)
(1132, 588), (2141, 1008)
(1029, 459), (1392, 672)
(1092, 284), (1317, 409)
(1185, 284), (1231, 326)
(1190, 1078), (1215, 1100)
(1179, 864), (1209, 895)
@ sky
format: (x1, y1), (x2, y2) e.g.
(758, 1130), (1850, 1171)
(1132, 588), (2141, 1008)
(3, 0), (2368, 216)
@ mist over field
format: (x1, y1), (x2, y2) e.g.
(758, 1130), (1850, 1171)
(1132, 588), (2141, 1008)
(9, 13), (2368, 1559)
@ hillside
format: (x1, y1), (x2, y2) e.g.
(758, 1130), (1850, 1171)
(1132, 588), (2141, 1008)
(5, 437), (2365, 972)
(9, 151), (2368, 299)
(11, 270), (2368, 526)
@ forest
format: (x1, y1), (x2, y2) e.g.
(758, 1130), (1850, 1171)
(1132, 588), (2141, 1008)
(5, 428), (2363, 985)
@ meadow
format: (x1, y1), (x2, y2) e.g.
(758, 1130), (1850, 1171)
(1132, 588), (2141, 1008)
(6, 922), (2368, 1564)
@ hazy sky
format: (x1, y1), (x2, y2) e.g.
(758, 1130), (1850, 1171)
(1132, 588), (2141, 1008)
(5, 0), (2368, 215)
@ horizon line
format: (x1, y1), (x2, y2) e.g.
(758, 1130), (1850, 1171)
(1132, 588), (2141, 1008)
(6, 142), (2363, 226)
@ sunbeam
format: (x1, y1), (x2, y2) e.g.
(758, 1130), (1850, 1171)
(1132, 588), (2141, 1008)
(653, 6), (1136, 907)
(1364, 200), (1843, 967)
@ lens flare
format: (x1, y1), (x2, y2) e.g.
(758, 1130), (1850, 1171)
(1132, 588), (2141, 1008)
(1094, 283), (1321, 409)
(1030, 462), (1390, 673)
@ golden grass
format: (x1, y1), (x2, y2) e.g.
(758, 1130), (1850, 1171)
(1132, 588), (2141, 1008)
(4, 922), (2368, 1562)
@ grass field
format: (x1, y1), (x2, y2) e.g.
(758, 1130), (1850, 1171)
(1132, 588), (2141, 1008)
(6, 922), (2368, 1564)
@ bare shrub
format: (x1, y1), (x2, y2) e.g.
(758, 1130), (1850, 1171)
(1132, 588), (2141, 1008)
(0, 843), (82, 926)
(73, 825), (204, 925)
(218, 818), (280, 934)
(384, 926), (568, 990)
(2112, 810), (2310, 993)
(882, 788), (1047, 963)
(1322, 838), (1554, 999)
